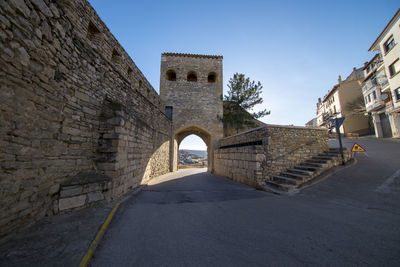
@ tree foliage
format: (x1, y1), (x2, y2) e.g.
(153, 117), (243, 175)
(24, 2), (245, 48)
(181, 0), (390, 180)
(221, 73), (270, 132)
(345, 95), (367, 115)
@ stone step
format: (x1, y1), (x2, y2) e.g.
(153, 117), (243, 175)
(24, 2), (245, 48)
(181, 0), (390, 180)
(312, 156), (334, 161)
(281, 172), (308, 180)
(287, 168), (314, 176)
(273, 175), (303, 185)
(321, 152), (340, 156)
(305, 159), (328, 165)
(300, 162), (324, 168)
(261, 183), (286, 195)
(294, 165), (318, 172)
(263, 148), (352, 195)
(265, 180), (296, 192)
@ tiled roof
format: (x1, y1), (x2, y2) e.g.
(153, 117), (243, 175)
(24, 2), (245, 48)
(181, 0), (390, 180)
(323, 84), (339, 102)
(162, 52), (223, 59)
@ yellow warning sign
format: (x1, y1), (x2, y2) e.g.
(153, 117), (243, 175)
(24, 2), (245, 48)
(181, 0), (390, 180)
(351, 142), (366, 152)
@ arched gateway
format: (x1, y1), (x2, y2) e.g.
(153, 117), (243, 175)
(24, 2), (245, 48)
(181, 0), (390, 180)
(160, 53), (224, 172)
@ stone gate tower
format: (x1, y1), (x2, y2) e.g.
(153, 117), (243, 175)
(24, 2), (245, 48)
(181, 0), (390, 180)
(160, 53), (224, 172)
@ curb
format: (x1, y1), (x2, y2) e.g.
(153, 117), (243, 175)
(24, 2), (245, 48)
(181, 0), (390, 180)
(299, 157), (358, 191)
(79, 202), (120, 267)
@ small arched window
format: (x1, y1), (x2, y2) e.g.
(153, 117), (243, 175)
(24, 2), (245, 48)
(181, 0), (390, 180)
(208, 72), (216, 83)
(166, 70), (176, 81)
(187, 71), (197, 82)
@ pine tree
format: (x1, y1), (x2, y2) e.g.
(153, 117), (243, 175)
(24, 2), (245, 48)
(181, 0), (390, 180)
(222, 73), (270, 132)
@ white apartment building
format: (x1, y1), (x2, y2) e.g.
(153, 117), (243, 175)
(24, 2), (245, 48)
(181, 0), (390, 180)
(362, 53), (392, 137)
(368, 9), (400, 138)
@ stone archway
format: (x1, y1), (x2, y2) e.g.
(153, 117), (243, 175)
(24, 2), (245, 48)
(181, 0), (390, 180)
(171, 126), (214, 172)
(160, 53), (224, 173)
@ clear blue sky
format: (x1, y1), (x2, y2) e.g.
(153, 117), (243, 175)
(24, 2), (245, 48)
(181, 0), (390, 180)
(88, 0), (398, 150)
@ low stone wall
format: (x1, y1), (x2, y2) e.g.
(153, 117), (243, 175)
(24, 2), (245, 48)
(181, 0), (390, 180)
(214, 125), (329, 186)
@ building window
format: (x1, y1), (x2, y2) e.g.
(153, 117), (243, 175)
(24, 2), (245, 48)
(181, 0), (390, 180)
(368, 94), (371, 103)
(165, 106), (173, 120)
(373, 90), (377, 100)
(208, 72), (216, 82)
(166, 70), (176, 81)
(388, 59), (400, 77)
(384, 35), (395, 53)
(187, 71), (197, 82)
(394, 87), (400, 101)
(365, 96), (368, 104)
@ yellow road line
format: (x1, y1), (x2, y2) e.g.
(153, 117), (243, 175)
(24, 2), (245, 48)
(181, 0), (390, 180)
(80, 202), (121, 267)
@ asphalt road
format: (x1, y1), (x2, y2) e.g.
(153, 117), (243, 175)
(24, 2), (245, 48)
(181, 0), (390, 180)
(92, 137), (400, 267)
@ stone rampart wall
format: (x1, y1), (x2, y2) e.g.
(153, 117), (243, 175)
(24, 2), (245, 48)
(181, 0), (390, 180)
(0, 0), (171, 238)
(214, 125), (329, 186)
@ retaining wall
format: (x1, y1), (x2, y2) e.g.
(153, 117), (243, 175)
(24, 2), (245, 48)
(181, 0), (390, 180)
(214, 125), (329, 186)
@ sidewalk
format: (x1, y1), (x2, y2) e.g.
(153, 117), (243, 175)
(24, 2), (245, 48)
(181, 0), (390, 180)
(0, 201), (115, 266)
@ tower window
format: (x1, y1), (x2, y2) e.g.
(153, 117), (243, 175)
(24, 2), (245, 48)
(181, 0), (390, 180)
(166, 70), (176, 81)
(165, 106), (173, 120)
(187, 71), (197, 82)
(208, 72), (216, 83)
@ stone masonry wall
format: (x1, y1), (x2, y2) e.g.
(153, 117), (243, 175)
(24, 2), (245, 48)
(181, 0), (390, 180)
(214, 125), (329, 186)
(159, 53), (224, 171)
(0, 0), (171, 238)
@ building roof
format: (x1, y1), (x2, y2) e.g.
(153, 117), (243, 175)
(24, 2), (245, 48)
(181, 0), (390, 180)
(368, 8), (400, 51)
(362, 53), (380, 71)
(162, 52), (223, 59)
(322, 84), (339, 102)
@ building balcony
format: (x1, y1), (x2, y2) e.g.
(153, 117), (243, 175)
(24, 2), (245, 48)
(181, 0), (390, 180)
(366, 100), (385, 112)
(363, 77), (389, 93)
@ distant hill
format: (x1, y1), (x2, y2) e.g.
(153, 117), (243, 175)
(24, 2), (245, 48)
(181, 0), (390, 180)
(179, 149), (207, 159)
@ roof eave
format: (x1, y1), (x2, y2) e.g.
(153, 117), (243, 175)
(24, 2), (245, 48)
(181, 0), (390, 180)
(368, 8), (400, 52)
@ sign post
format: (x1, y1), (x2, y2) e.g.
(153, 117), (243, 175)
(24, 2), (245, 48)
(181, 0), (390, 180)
(330, 117), (345, 165)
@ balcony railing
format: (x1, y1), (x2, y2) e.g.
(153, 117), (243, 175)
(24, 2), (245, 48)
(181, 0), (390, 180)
(366, 100), (385, 112)
(363, 76), (389, 92)
(377, 77), (388, 87)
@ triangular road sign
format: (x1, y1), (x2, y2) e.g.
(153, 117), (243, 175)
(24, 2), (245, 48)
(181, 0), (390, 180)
(351, 142), (366, 152)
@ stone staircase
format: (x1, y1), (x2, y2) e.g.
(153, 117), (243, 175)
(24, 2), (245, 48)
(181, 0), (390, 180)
(262, 148), (351, 194)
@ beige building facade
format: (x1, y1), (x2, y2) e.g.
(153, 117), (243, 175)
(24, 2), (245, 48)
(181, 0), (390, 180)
(316, 68), (370, 135)
(368, 9), (400, 138)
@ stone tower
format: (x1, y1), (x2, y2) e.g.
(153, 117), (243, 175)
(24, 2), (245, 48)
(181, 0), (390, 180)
(160, 53), (224, 172)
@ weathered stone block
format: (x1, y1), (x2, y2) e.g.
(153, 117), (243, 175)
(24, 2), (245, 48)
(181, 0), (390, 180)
(59, 195), (86, 211)
(60, 186), (83, 198)
(87, 191), (104, 203)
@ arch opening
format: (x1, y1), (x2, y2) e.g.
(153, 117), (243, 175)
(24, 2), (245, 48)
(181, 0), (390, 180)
(208, 72), (216, 83)
(171, 126), (212, 172)
(166, 70), (176, 81)
(187, 71), (197, 82)
(178, 134), (208, 168)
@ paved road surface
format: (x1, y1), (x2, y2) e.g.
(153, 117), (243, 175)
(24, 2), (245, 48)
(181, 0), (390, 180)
(92, 137), (400, 266)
